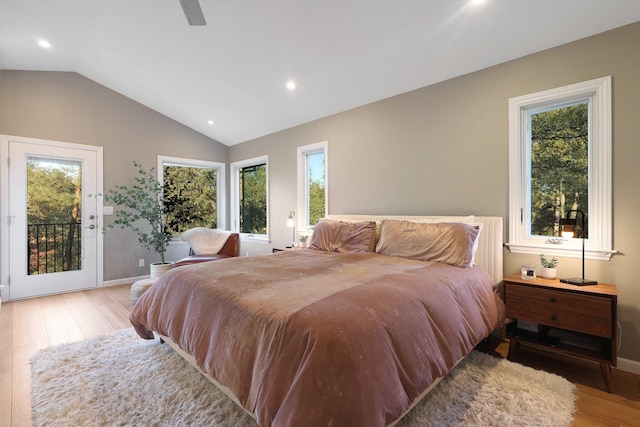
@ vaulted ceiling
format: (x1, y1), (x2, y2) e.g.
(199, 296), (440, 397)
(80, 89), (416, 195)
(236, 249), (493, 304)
(2, 0), (640, 146)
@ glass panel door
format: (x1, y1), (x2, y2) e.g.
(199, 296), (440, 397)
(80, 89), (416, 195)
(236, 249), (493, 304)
(2, 137), (100, 300)
(27, 156), (84, 275)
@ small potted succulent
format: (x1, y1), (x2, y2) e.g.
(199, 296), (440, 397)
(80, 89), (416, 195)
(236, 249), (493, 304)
(299, 235), (309, 248)
(539, 254), (558, 279)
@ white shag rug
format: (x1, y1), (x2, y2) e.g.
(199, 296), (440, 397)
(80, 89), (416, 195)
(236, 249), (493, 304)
(31, 328), (576, 427)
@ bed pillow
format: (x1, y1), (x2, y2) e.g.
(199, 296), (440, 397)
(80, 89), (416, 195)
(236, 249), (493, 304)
(405, 216), (482, 265)
(310, 220), (377, 253)
(322, 215), (476, 253)
(376, 219), (480, 268)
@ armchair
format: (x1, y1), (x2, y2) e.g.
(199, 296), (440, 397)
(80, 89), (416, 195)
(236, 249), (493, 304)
(174, 228), (239, 267)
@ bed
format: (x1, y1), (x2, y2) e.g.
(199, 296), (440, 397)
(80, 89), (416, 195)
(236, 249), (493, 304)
(130, 215), (505, 427)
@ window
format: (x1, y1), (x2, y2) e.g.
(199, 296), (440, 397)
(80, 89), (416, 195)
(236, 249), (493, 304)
(297, 141), (328, 230)
(231, 156), (269, 243)
(158, 156), (225, 235)
(507, 76), (613, 260)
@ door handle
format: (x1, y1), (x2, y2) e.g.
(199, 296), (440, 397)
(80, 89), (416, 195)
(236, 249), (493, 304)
(86, 224), (96, 230)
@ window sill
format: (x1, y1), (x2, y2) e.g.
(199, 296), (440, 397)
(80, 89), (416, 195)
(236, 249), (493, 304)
(241, 234), (270, 245)
(505, 243), (616, 261)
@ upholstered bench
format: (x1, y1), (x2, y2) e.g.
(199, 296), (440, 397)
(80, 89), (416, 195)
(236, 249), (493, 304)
(131, 278), (155, 305)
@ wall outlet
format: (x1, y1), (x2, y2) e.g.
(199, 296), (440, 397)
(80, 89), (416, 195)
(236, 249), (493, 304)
(139, 259), (145, 267)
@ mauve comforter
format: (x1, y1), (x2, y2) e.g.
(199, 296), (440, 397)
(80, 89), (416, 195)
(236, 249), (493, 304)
(130, 250), (502, 427)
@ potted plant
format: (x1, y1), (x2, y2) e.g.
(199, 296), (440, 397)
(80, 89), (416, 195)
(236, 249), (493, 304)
(539, 254), (558, 279)
(99, 161), (173, 279)
(300, 235), (308, 248)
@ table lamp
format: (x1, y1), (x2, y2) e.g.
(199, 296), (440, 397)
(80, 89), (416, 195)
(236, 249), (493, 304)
(559, 209), (597, 285)
(287, 211), (295, 247)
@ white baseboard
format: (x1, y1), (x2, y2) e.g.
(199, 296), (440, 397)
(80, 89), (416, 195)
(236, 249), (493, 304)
(616, 356), (640, 376)
(103, 275), (149, 287)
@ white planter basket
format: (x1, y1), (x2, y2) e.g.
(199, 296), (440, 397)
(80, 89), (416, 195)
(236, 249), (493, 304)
(541, 267), (557, 279)
(150, 262), (174, 280)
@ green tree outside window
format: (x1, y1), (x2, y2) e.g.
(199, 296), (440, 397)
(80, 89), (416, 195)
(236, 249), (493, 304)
(530, 102), (589, 237)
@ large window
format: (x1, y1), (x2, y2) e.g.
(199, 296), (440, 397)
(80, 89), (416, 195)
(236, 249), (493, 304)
(158, 156), (225, 235)
(297, 141), (328, 230)
(231, 156), (269, 242)
(507, 77), (613, 260)
(530, 101), (589, 237)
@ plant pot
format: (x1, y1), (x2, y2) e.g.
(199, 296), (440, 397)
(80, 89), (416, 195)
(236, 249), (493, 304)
(541, 267), (557, 279)
(150, 262), (174, 280)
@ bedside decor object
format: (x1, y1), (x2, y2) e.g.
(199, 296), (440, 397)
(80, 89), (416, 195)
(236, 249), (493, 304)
(559, 209), (597, 285)
(539, 254), (558, 279)
(520, 265), (536, 280)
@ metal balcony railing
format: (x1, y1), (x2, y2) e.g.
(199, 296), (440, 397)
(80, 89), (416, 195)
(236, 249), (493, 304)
(27, 222), (82, 275)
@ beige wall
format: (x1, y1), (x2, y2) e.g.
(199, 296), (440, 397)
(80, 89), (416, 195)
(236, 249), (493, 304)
(0, 70), (228, 280)
(231, 22), (640, 363)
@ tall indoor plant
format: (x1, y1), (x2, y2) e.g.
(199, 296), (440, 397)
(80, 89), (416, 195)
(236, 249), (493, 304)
(102, 161), (173, 277)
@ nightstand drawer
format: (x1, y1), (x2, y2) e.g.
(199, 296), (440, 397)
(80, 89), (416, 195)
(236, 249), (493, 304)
(505, 283), (612, 338)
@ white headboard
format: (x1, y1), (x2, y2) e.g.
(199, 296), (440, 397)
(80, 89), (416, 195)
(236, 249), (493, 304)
(324, 215), (504, 285)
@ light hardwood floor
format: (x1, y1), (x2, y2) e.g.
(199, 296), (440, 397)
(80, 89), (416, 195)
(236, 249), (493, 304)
(0, 285), (132, 427)
(1, 285), (639, 426)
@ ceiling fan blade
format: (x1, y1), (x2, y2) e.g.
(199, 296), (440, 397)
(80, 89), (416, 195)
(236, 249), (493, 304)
(179, 0), (206, 26)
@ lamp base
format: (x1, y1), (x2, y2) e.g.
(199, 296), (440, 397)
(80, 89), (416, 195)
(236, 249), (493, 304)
(560, 277), (598, 286)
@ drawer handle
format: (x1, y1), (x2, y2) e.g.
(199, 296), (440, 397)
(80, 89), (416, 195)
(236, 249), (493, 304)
(550, 316), (556, 321)
(550, 298), (556, 303)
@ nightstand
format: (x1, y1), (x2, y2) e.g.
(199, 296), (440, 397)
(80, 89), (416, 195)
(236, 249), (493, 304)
(503, 273), (617, 392)
(273, 246), (306, 253)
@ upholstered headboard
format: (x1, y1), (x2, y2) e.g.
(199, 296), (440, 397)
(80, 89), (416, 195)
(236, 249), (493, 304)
(324, 215), (504, 285)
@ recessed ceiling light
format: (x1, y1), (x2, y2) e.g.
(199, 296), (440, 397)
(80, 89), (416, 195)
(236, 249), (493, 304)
(207, 120), (214, 125)
(286, 81), (296, 90)
(471, 0), (486, 4)
(38, 40), (52, 48)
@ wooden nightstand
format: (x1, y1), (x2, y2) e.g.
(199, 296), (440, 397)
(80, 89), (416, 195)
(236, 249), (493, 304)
(273, 246), (307, 253)
(503, 273), (617, 392)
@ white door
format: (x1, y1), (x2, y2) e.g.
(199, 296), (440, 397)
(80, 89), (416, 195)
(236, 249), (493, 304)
(1, 135), (103, 300)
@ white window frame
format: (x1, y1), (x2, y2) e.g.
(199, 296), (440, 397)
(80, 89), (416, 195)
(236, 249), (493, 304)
(157, 155), (226, 231)
(297, 141), (328, 232)
(507, 76), (614, 260)
(231, 155), (269, 244)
